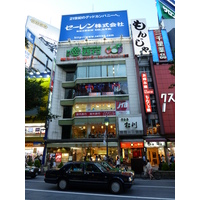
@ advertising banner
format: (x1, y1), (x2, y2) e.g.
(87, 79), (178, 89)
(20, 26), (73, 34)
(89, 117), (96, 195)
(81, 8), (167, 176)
(159, 0), (175, 19)
(141, 72), (153, 113)
(148, 29), (173, 62)
(59, 10), (130, 41)
(131, 18), (151, 56)
(55, 153), (62, 162)
(26, 29), (35, 44)
(154, 64), (175, 134)
(118, 116), (143, 132)
(75, 111), (116, 117)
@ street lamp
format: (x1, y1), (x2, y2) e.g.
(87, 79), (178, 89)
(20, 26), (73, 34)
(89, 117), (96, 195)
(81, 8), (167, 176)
(104, 116), (110, 159)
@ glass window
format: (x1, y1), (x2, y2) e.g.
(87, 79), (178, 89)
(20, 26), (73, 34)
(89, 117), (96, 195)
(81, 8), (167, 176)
(77, 66), (87, 78)
(108, 65), (114, 77)
(86, 163), (101, 172)
(114, 64), (126, 76)
(102, 65), (107, 77)
(89, 66), (101, 78)
(71, 163), (83, 172)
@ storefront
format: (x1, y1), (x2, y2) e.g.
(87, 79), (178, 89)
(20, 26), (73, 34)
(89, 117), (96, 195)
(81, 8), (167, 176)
(120, 140), (144, 165)
(25, 142), (45, 162)
(46, 142), (118, 165)
(144, 138), (166, 167)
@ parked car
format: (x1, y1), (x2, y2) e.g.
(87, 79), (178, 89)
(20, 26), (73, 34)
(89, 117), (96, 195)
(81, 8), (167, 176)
(25, 163), (40, 178)
(44, 161), (134, 194)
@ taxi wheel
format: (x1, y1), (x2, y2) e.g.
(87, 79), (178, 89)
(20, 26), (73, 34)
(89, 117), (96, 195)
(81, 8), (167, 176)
(110, 180), (122, 194)
(57, 179), (67, 190)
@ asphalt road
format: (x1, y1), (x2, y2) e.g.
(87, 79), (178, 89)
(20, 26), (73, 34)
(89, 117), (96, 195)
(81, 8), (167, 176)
(25, 175), (175, 200)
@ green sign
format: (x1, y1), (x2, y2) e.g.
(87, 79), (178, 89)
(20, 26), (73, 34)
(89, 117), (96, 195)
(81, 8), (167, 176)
(66, 46), (101, 57)
(159, 2), (175, 19)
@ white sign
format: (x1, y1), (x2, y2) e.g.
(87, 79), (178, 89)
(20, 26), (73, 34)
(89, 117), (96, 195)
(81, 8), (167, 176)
(118, 116), (143, 131)
(161, 93), (175, 112)
(131, 19), (151, 55)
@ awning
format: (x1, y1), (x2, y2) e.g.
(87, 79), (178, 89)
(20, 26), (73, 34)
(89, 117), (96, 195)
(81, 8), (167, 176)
(145, 138), (166, 142)
(168, 138), (175, 142)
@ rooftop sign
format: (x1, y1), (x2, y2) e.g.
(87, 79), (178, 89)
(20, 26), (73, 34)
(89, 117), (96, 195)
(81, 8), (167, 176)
(59, 10), (130, 41)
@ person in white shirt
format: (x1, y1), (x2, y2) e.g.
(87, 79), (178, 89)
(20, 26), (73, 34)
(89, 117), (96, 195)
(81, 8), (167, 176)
(116, 156), (120, 168)
(146, 159), (153, 180)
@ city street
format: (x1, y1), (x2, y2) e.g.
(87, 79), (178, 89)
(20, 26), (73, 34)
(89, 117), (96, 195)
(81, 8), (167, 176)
(25, 175), (175, 200)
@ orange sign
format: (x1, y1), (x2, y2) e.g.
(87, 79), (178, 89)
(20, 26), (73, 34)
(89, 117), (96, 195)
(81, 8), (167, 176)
(120, 142), (144, 149)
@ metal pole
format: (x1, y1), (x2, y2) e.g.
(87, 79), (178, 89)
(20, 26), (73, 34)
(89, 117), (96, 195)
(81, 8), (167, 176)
(106, 125), (108, 159)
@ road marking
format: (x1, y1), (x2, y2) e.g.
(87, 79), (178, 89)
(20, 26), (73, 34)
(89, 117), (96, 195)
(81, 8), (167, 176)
(25, 188), (175, 200)
(134, 185), (175, 189)
(25, 180), (174, 189)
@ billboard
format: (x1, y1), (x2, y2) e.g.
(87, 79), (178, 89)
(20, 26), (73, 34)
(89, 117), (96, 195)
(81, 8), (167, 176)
(131, 19), (151, 56)
(148, 29), (173, 62)
(154, 64), (175, 134)
(59, 10), (130, 41)
(156, 0), (175, 21)
(25, 16), (59, 55)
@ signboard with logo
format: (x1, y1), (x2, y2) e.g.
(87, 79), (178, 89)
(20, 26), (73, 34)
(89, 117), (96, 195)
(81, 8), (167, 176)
(148, 29), (173, 62)
(59, 10), (130, 41)
(131, 18), (151, 56)
(55, 153), (62, 162)
(157, 0), (175, 20)
(154, 64), (175, 134)
(75, 111), (115, 117)
(116, 101), (130, 115)
(141, 72), (154, 113)
(118, 116), (143, 132)
(120, 142), (144, 149)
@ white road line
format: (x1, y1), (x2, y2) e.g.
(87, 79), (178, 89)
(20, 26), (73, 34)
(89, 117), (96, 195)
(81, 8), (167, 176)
(134, 185), (175, 189)
(25, 188), (175, 200)
(25, 181), (174, 189)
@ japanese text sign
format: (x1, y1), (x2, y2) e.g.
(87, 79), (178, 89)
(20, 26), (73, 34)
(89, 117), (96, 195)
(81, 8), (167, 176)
(131, 19), (151, 55)
(153, 29), (167, 60)
(141, 72), (152, 113)
(59, 10), (130, 41)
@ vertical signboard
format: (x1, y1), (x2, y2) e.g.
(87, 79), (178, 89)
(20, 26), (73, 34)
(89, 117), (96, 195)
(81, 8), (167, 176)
(148, 29), (173, 62)
(141, 72), (153, 113)
(131, 18), (151, 56)
(59, 10), (130, 41)
(153, 29), (167, 61)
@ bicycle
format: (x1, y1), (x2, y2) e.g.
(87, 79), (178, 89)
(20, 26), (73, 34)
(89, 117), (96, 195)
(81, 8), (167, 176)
(140, 169), (161, 180)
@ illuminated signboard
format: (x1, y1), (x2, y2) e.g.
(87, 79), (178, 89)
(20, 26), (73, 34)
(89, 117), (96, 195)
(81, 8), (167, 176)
(148, 29), (173, 62)
(131, 18), (151, 56)
(141, 72), (154, 113)
(59, 10), (130, 41)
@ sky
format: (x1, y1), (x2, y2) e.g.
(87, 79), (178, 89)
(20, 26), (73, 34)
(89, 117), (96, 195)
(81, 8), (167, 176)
(24, 0), (159, 30)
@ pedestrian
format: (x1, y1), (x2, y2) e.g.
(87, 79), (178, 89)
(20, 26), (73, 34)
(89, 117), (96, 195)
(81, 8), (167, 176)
(161, 155), (165, 163)
(39, 155), (43, 165)
(50, 156), (53, 168)
(158, 154), (162, 170)
(116, 156), (120, 168)
(146, 159), (153, 180)
(95, 155), (98, 161)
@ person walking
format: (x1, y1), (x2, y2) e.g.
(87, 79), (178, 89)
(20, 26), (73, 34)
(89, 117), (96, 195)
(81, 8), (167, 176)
(146, 159), (153, 180)
(116, 156), (120, 168)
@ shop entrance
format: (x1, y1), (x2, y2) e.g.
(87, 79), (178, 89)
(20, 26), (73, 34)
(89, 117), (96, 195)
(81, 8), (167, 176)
(147, 148), (158, 167)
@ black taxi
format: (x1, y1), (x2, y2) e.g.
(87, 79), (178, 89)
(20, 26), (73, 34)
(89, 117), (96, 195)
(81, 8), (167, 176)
(44, 161), (134, 194)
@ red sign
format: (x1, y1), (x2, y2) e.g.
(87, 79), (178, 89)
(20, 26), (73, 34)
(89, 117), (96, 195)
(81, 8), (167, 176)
(153, 29), (167, 61)
(75, 111), (116, 117)
(120, 142), (144, 149)
(116, 101), (129, 111)
(141, 73), (153, 113)
(55, 153), (62, 162)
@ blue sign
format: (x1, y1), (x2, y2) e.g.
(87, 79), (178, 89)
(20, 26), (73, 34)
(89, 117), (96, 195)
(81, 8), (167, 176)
(59, 10), (130, 41)
(148, 29), (173, 62)
(25, 29), (35, 44)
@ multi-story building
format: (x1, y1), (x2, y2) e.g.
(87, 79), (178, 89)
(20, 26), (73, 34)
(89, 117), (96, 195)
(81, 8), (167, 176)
(25, 16), (59, 163)
(45, 11), (145, 166)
